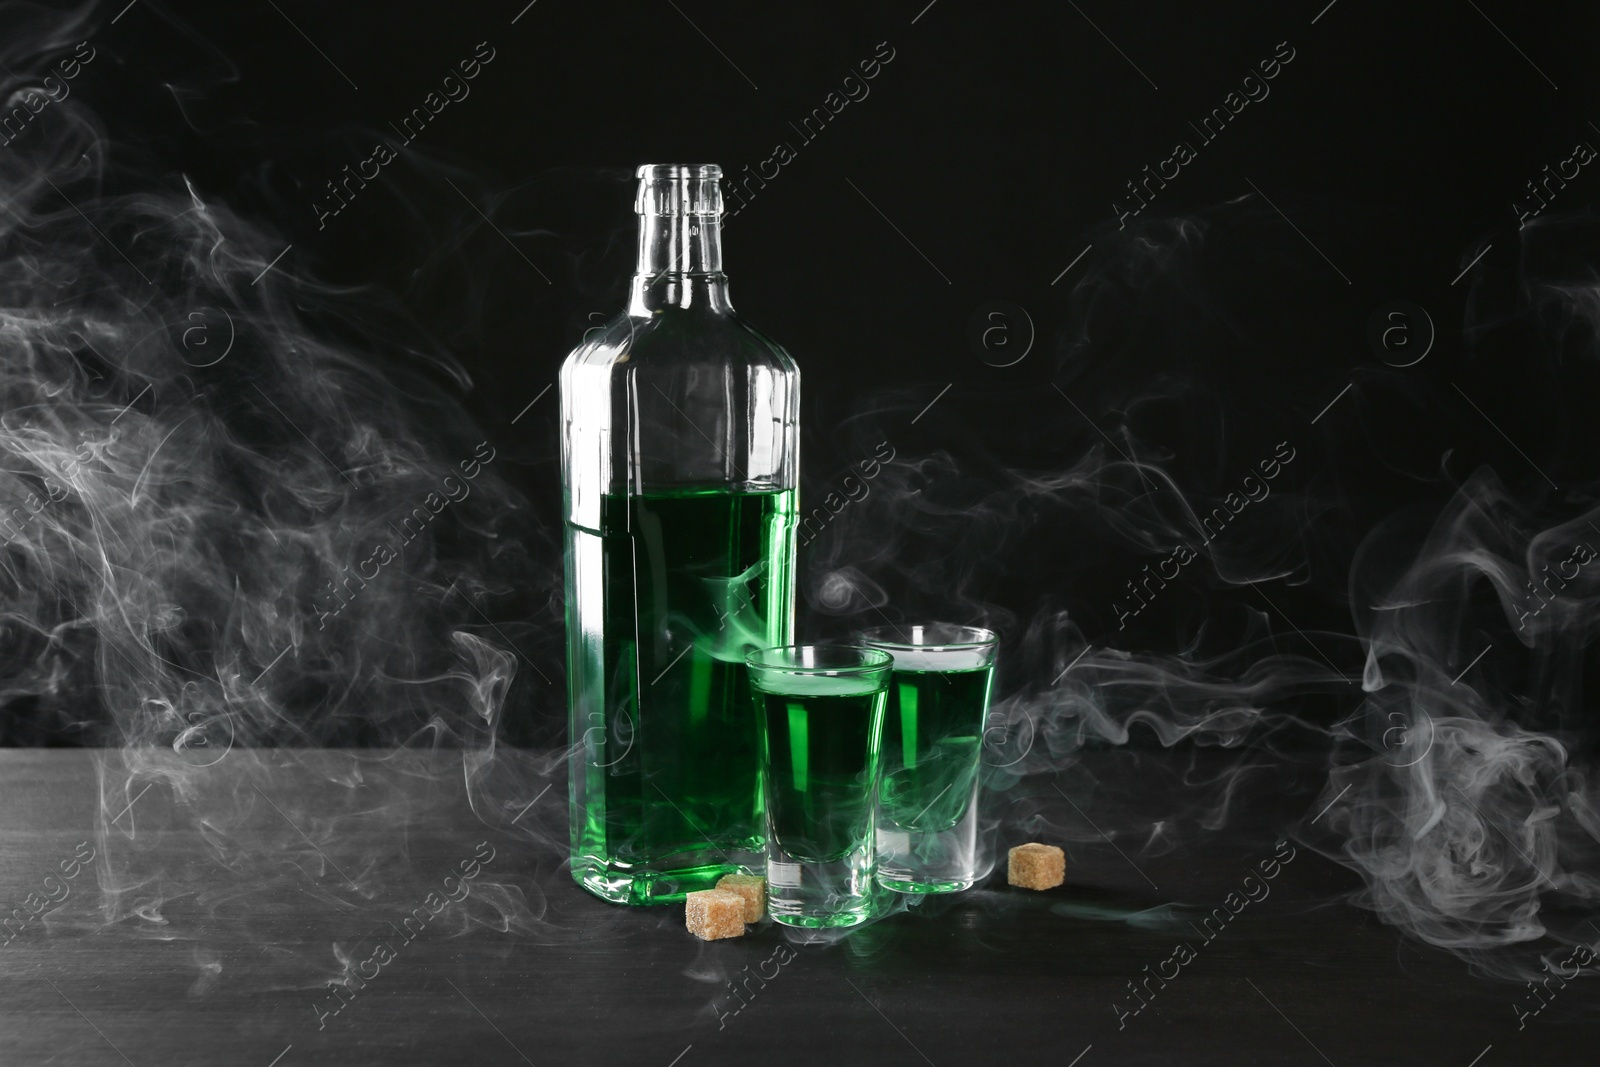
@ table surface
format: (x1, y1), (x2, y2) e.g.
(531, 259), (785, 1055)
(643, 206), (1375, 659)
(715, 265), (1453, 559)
(0, 749), (1590, 1067)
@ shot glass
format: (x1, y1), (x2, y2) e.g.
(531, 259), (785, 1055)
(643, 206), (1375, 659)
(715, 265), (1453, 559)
(746, 644), (892, 929)
(859, 624), (998, 894)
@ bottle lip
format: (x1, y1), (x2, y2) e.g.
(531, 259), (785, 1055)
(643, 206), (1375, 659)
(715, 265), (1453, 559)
(635, 163), (722, 180)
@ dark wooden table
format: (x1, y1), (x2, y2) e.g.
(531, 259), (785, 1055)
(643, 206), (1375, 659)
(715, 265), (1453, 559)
(0, 749), (1589, 1066)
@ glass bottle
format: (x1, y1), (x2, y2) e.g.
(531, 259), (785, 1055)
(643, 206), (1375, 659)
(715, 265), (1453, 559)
(562, 164), (800, 905)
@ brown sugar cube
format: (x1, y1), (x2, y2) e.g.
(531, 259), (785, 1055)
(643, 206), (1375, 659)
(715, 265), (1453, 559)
(715, 873), (767, 923)
(1008, 843), (1065, 891)
(685, 889), (746, 941)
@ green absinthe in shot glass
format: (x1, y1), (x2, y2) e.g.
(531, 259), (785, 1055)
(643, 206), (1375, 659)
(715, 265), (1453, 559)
(562, 165), (800, 906)
(747, 645), (890, 929)
(860, 624), (998, 894)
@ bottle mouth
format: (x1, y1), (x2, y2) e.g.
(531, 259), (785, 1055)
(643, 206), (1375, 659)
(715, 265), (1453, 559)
(636, 163), (722, 181)
(635, 163), (723, 216)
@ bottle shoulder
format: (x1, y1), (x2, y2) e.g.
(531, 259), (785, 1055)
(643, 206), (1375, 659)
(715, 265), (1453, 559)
(561, 307), (798, 375)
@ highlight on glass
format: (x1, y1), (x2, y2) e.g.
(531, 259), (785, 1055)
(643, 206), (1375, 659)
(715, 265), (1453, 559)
(745, 644), (892, 928)
(858, 624), (999, 894)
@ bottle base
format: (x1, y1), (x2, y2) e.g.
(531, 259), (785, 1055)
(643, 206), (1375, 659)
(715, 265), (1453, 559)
(572, 850), (760, 906)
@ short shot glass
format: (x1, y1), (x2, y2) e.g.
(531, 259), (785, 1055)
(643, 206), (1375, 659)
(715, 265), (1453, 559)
(859, 624), (998, 894)
(746, 644), (892, 929)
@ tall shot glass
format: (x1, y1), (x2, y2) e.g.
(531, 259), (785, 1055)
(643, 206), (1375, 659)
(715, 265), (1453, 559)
(745, 645), (891, 928)
(859, 624), (998, 894)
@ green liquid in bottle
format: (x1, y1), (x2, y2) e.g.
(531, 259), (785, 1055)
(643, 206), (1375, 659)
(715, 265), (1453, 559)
(566, 485), (796, 904)
(753, 674), (885, 864)
(877, 666), (992, 833)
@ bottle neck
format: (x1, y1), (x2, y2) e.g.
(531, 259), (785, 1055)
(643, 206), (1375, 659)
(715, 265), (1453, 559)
(628, 211), (732, 315)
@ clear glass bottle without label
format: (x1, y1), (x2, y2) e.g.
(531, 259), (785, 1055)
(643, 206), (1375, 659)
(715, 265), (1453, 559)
(562, 164), (800, 905)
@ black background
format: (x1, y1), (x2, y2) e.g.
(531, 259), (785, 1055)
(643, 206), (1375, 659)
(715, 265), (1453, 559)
(0, 2), (1595, 740)
(65, 0), (1600, 742)
(4, 4), (1600, 1064)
